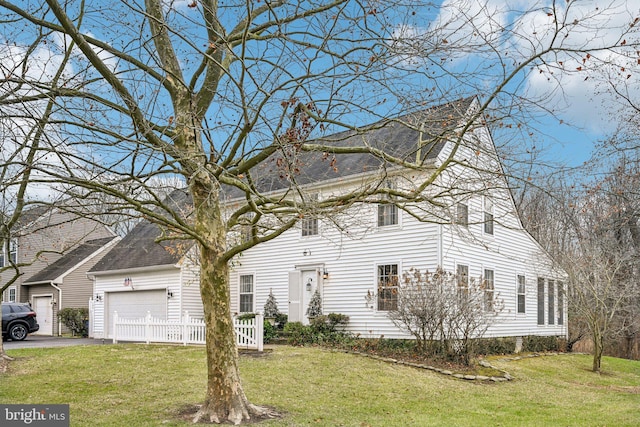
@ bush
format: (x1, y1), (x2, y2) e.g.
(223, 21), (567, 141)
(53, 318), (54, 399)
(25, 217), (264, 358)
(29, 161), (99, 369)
(522, 335), (563, 353)
(263, 320), (277, 343)
(283, 322), (313, 346)
(57, 308), (89, 337)
(474, 337), (517, 355)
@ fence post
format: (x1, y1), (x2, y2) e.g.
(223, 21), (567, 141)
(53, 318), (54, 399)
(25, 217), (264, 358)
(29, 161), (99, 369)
(145, 311), (151, 344)
(256, 313), (264, 352)
(112, 311), (118, 344)
(183, 311), (189, 346)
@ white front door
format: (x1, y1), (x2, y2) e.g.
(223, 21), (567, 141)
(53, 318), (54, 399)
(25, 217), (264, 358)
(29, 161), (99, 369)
(301, 269), (318, 324)
(32, 296), (53, 335)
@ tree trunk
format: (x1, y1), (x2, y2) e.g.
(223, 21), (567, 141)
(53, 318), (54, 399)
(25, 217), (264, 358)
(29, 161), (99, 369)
(592, 330), (603, 373)
(189, 182), (273, 424)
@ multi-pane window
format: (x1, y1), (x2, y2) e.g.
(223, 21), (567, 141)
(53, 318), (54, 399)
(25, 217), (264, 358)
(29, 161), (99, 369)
(456, 203), (469, 227)
(239, 274), (254, 313)
(377, 264), (398, 311)
(483, 197), (494, 235)
(3, 286), (16, 302)
(301, 193), (319, 236)
(483, 269), (494, 311)
(457, 264), (469, 298)
(377, 181), (398, 227)
(301, 217), (318, 237)
(548, 279), (555, 325)
(557, 281), (564, 325)
(537, 278), (545, 325)
(517, 275), (526, 314)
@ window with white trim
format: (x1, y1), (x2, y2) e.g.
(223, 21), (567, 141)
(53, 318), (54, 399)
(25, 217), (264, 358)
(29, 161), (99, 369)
(483, 269), (494, 311)
(517, 275), (526, 314)
(239, 274), (254, 313)
(457, 264), (469, 299)
(301, 193), (319, 237)
(557, 281), (564, 325)
(377, 264), (398, 311)
(3, 286), (16, 302)
(301, 217), (318, 237)
(456, 203), (469, 227)
(9, 239), (17, 264)
(483, 197), (494, 235)
(537, 278), (545, 325)
(377, 180), (398, 227)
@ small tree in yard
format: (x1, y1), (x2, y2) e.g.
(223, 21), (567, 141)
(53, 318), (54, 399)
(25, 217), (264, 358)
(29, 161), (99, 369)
(263, 289), (280, 321)
(306, 289), (323, 319)
(389, 268), (501, 365)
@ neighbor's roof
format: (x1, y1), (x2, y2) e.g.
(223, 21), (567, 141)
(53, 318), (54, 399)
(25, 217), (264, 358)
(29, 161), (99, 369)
(88, 190), (192, 273)
(23, 237), (118, 284)
(228, 97), (476, 198)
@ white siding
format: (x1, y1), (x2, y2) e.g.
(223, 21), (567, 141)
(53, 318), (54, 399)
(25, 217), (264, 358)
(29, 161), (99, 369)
(229, 112), (566, 340)
(91, 266), (181, 339)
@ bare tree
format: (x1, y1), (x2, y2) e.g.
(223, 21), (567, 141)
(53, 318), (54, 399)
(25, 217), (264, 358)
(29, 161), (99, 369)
(0, 0), (637, 423)
(388, 268), (502, 365)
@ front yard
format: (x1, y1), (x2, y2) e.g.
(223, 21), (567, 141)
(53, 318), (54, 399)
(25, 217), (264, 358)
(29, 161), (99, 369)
(1, 344), (639, 426)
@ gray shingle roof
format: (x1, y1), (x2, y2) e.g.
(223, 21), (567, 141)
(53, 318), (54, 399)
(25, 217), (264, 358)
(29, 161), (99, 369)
(228, 97), (475, 197)
(88, 190), (192, 273)
(90, 98), (475, 272)
(24, 237), (117, 284)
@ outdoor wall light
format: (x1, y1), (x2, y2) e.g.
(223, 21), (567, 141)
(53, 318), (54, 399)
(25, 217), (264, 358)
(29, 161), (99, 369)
(303, 248), (311, 256)
(124, 277), (134, 289)
(306, 278), (313, 291)
(322, 268), (329, 280)
(167, 289), (173, 299)
(95, 294), (103, 302)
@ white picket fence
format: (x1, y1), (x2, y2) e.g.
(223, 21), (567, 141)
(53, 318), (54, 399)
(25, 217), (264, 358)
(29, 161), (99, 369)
(112, 311), (263, 351)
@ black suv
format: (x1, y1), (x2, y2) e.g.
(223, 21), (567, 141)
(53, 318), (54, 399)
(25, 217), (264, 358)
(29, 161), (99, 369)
(2, 302), (40, 341)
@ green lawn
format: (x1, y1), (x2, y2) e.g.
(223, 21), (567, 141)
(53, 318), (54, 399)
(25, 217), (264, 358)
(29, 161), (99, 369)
(1, 344), (639, 426)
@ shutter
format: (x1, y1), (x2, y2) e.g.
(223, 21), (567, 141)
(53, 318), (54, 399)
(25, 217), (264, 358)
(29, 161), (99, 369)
(288, 271), (302, 322)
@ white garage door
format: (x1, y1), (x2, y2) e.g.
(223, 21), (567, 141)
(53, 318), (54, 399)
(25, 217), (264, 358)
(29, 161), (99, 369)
(105, 290), (167, 337)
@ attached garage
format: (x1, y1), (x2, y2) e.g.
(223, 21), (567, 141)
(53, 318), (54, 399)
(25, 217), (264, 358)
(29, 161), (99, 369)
(105, 289), (167, 337)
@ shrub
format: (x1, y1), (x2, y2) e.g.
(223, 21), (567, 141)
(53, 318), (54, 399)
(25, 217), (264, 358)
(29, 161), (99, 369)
(522, 335), (562, 353)
(57, 308), (89, 337)
(263, 319), (277, 343)
(283, 321), (313, 346)
(474, 337), (517, 355)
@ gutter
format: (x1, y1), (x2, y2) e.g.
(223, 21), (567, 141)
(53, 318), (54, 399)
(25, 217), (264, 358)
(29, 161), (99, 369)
(50, 281), (63, 336)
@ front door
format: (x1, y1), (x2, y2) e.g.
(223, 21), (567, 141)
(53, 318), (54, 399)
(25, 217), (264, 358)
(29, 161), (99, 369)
(288, 269), (319, 325)
(32, 296), (53, 335)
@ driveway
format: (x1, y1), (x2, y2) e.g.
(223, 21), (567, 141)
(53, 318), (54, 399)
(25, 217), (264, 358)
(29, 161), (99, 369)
(2, 335), (108, 349)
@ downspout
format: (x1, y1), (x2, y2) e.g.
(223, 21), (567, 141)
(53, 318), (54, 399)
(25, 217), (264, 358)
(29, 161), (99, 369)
(50, 281), (63, 336)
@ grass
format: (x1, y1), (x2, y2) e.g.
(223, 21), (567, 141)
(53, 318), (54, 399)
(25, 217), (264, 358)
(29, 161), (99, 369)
(1, 344), (639, 426)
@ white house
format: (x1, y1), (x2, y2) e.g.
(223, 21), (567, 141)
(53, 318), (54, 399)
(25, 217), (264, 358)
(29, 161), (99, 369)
(227, 97), (567, 340)
(89, 97), (567, 341)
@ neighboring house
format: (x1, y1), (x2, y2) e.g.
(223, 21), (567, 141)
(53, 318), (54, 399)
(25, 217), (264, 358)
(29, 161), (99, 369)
(87, 190), (202, 339)
(1, 204), (116, 335)
(227, 97), (568, 340)
(22, 237), (119, 335)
